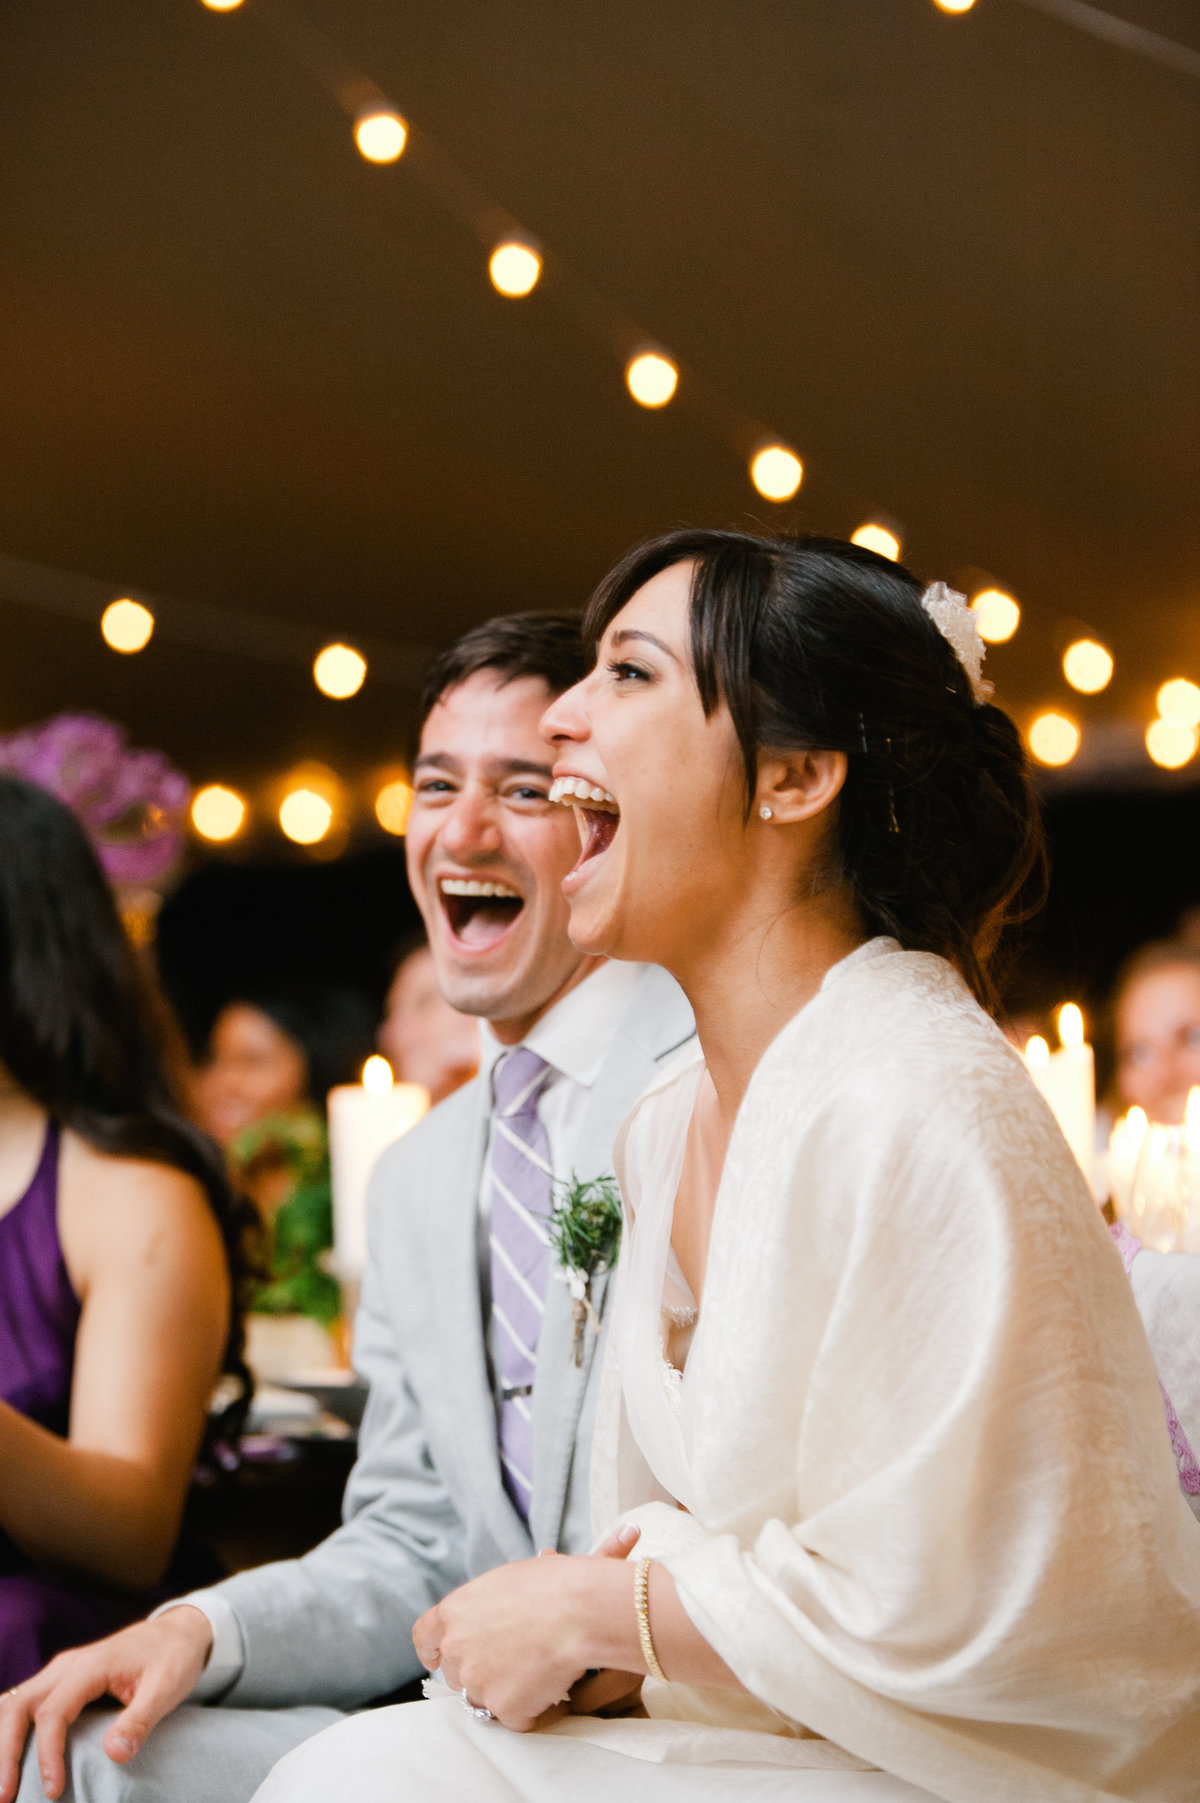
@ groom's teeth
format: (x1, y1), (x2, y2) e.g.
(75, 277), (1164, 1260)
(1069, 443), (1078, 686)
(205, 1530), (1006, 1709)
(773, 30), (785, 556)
(440, 878), (519, 898)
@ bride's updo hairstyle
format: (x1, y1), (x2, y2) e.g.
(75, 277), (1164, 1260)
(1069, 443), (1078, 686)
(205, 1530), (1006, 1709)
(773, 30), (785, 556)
(583, 528), (1046, 1007)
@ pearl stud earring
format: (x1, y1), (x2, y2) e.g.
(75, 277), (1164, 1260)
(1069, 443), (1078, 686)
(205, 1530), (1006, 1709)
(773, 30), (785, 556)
(759, 804), (773, 820)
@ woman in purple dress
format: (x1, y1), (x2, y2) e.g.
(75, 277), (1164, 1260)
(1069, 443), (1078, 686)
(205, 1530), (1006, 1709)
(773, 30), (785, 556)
(0, 776), (250, 1688)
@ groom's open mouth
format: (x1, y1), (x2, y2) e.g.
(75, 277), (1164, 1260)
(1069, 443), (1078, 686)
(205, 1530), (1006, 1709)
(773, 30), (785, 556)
(549, 775), (620, 889)
(437, 875), (525, 950)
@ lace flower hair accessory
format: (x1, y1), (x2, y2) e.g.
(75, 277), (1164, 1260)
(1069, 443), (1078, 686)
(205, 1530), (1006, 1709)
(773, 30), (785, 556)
(920, 582), (994, 706)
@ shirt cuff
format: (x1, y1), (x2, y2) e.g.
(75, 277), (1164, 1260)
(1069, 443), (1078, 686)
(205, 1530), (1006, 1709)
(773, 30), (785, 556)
(149, 1592), (246, 1702)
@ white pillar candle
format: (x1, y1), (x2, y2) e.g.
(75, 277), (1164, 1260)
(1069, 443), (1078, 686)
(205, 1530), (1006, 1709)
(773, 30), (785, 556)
(1024, 1004), (1096, 1192)
(328, 1057), (429, 1280)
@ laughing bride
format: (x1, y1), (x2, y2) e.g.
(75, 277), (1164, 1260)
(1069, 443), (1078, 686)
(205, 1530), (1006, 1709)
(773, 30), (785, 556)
(256, 532), (1200, 1802)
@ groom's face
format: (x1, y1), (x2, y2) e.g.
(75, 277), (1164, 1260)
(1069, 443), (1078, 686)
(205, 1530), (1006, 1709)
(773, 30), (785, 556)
(406, 670), (593, 1034)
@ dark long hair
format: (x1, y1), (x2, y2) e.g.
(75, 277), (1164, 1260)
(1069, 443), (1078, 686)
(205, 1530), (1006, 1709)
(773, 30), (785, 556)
(584, 530), (1046, 1008)
(0, 775), (254, 1430)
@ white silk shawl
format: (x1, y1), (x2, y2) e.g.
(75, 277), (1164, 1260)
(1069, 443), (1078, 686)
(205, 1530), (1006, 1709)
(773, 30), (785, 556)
(589, 939), (1200, 1801)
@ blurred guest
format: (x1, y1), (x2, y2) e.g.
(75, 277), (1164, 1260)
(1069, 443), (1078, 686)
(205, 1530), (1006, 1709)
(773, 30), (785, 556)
(0, 776), (251, 1688)
(1113, 939), (1200, 1124)
(193, 987), (375, 1150)
(377, 936), (479, 1103)
(193, 986), (374, 1334)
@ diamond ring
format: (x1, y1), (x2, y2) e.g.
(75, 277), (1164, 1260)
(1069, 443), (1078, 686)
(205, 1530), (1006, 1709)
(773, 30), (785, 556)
(459, 1686), (494, 1722)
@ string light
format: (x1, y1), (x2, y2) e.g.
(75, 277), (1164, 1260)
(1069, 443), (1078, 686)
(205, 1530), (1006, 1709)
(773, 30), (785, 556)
(1146, 716), (1198, 770)
(314, 643), (366, 698)
(933, 0), (977, 11)
(280, 788), (334, 844)
(199, 0), (244, 9)
(850, 523), (901, 561)
(1062, 639), (1113, 694)
(625, 353), (678, 409)
(1157, 678), (1200, 728)
(375, 779), (413, 835)
(355, 110), (407, 164)
(489, 240), (542, 297)
(971, 588), (1020, 644)
(191, 784), (246, 841)
(100, 598), (155, 653)
(1028, 711), (1080, 766)
(362, 1054), (394, 1093)
(750, 445), (803, 502)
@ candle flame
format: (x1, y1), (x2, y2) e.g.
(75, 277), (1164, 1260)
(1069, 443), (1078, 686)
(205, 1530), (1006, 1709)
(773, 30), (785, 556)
(1186, 1087), (1200, 1155)
(1126, 1105), (1148, 1149)
(1025, 1035), (1050, 1068)
(362, 1054), (394, 1095)
(1057, 1003), (1084, 1049)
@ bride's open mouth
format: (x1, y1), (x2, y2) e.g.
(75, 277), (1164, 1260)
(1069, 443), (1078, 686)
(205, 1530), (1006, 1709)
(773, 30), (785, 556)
(549, 775), (620, 891)
(437, 875), (525, 950)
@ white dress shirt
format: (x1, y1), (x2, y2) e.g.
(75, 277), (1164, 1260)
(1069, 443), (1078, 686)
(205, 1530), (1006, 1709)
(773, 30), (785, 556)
(162, 959), (644, 1701)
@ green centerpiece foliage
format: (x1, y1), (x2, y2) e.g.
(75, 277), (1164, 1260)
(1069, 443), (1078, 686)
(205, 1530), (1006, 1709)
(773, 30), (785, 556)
(229, 1107), (342, 1328)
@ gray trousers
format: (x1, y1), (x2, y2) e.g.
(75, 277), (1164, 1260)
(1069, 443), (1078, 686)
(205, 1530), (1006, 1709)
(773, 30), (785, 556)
(17, 1704), (343, 1803)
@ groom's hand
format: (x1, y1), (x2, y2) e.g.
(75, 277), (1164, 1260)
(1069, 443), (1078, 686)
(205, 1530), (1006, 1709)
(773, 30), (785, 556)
(0, 1607), (213, 1802)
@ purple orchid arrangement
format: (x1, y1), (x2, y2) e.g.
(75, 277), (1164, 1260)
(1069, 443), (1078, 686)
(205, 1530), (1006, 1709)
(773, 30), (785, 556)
(0, 713), (191, 888)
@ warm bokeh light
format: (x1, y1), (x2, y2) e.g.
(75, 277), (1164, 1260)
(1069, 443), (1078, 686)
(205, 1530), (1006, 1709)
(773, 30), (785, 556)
(1157, 678), (1200, 728)
(200, 0), (244, 9)
(100, 598), (155, 653)
(850, 523), (901, 561)
(1025, 1036), (1050, 1068)
(625, 353), (678, 408)
(970, 588), (1020, 644)
(1145, 715), (1198, 770)
(489, 240), (541, 297)
(355, 110), (408, 163)
(1062, 639), (1113, 694)
(375, 778), (413, 835)
(362, 1054), (394, 1094)
(933, 0), (976, 11)
(1186, 1087), (1200, 1156)
(749, 445), (803, 502)
(1057, 1003), (1084, 1049)
(1028, 711), (1080, 767)
(279, 788), (333, 844)
(191, 784), (246, 841)
(1126, 1105), (1148, 1147)
(314, 643), (367, 699)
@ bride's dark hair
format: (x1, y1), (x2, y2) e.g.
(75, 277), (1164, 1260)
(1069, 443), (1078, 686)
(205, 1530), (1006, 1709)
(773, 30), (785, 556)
(583, 529), (1046, 1008)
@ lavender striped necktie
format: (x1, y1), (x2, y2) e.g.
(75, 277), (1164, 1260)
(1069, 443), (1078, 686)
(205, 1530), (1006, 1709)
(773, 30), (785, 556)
(487, 1046), (554, 1520)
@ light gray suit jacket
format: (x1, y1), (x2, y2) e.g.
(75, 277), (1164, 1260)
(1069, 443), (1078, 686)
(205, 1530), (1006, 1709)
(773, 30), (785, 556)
(215, 964), (694, 1709)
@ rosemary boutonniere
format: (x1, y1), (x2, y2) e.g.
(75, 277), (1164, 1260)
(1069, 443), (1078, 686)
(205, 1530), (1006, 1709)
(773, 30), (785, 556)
(548, 1173), (623, 1365)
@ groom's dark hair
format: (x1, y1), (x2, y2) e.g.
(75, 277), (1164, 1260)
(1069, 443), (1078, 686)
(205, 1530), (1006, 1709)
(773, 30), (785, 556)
(415, 612), (586, 743)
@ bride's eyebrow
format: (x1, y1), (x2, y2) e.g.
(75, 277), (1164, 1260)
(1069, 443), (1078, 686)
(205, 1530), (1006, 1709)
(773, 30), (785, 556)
(610, 628), (681, 664)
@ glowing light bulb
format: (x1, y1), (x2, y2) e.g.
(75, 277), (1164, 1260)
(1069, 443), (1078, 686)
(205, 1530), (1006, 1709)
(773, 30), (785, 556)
(1127, 1105), (1148, 1148)
(1156, 678), (1200, 728)
(362, 1054), (394, 1094)
(191, 784), (246, 841)
(314, 643), (366, 699)
(101, 598), (155, 653)
(1062, 639), (1113, 694)
(489, 240), (541, 297)
(1025, 1036), (1050, 1068)
(1028, 711), (1080, 767)
(970, 588), (1020, 644)
(750, 445), (803, 502)
(625, 353), (678, 408)
(200, 0), (244, 9)
(933, 0), (976, 11)
(375, 779), (413, 835)
(1146, 715), (1198, 770)
(1057, 1003), (1084, 1049)
(850, 524), (901, 561)
(355, 110), (407, 164)
(279, 788), (333, 844)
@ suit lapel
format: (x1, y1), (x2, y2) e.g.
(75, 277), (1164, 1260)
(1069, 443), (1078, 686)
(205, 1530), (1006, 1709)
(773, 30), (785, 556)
(426, 1078), (532, 1562)
(528, 967), (695, 1552)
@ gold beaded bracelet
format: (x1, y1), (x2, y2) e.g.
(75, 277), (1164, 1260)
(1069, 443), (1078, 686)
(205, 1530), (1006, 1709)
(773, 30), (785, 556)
(634, 1556), (669, 1684)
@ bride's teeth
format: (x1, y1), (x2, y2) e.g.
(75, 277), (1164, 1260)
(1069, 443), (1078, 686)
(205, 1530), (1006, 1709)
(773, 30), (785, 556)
(549, 775), (619, 811)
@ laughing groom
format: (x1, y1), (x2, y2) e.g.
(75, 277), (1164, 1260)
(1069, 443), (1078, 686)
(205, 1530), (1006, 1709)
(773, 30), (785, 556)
(2, 613), (693, 1803)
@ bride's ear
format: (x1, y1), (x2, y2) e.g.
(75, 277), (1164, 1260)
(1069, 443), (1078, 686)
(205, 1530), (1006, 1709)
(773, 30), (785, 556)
(755, 750), (847, 825)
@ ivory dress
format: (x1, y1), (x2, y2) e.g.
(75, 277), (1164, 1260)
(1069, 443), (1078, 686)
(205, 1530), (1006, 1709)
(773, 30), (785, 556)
(255, 941), (1200, 1803)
